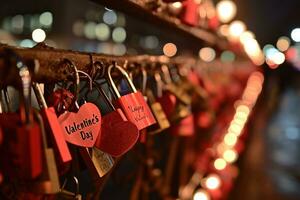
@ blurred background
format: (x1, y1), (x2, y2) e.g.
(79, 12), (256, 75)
(0, 0), (300, 199)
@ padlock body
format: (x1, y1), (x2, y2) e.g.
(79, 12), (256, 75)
(170, 114), (194, 136)
(42, 107), (72, 163)
(157, 92), (177, 118)
(94, 108), (139, 157)
(16, 122), (43, 179)
(148, 102), (170, 134)
(114, 91), (156, 130)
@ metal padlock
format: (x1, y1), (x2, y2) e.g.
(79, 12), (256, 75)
(56, 176), (82, 200)
(31, 110), (60, 194)
(12, 54), (42, 180)
(146, 89), (170, 135)
(161, 64), (192, 105)
(33, 82), (72, 164)
(107, 63), (156, 131)
(79, 147), (114, 179)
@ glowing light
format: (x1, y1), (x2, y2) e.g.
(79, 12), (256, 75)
(84, 22), (96, 39)
(193, 189), (210, 200)
(163, 43), (177, 57)
(223, 149), (238, 163)
(39, 11), (53, 27)
(216, 0), (237, 23)
(224, 133), (237, 146)
(220, 50), (235, 62)
(103, 10), (117, 25)
(214, 158), (227, 170)
(236, 105), (250, 115)
(219, 24), (229, 37)
(291, 28), (300, 42)
(199, 47), (216, 62)
(229, 20), (246, 38)
(19, 39), (35, 48)
(95, 23), (110, 41)
(228, 122), (243, 134)
(32, 28), (46, 42)
(240, 31), (255, 44)
(172, 2), (182, 9)
(276, 36), (290, 52)
(205, 174), (221, 190)
(112, 27), (126, 43)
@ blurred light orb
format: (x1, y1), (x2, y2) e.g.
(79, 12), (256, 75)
(112, 27), (126, 43)
(216, 0), (237, 23)
(229, 20), (246, 37)
(223, 149), (238, 163)
(95, 23), (110, 41)
(240, 31), (255, 44)
(199, 47), (216, 62)
(219, 24), (229, 37)
(221, 50), (235, 62)
(20, 39), (35, 48)
(272, 51), (285, 65)
(276, 36), (290, 52)
(84, 22), (96, 39)
(103, 10), (117, 25)
(214, 158), (227, 170)
(291, 28), (300, 42)
(205, 174), (221, 190)
(32, 28), (46, 42)
(163, 43), (177, 57)
(39, 11), (53, 27)
(193, 189), (210, 200)
(224, 133), (237, 146)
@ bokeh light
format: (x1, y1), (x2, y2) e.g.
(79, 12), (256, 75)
(199, 47), (216, 62)
(276, 36), (290, 52)
(291, 28), (300, 42)
(32, 28), (46, 42)
(205, 174), (221, 190)
(163, 43), (177, 57)
(214, 158), (227, 170)
(229, 20), (246, 38)
(216, 0), (237, 23)
(193, 189), (210, 200)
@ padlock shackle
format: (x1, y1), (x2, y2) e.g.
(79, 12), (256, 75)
(61, 176), (80, 196)
(154, 72), (163, 98)
(33, 82), (47, 109)
(161, 64), (172, 85)
(107, 63), (137, 98)
(92, 81), (116, 111)
(6, 49), (33, 124)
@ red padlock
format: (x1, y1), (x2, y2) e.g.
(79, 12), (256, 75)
(33, 83), (72, 164)
(107, 64), (156, 131)
(0, 57), (42, 180)
(170, 114), (194, 136)
(93, 83), (139, 157)
(181, 0), (199, 26)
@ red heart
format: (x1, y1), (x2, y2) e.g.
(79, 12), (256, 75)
(95, 109), (139, 157)
(58, 103), (101, 147)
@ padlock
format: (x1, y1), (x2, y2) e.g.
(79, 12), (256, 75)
(93, 83), (139, 157)
(33, 82), (72, 164)
(56, 176), (82, 200)
(155, 72), (177, 118)
(79, 147), (114, 179)
(161, 64), (192, 105)
(170, 114), (195, 136)
(11, 55), (42, 180)
(31, 110), (60, 194)
(181, 0), (199, 26)
(146, 89), (170, 135)
(107, 63), (156, 130)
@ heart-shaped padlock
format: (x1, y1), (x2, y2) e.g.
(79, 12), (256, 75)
(92, 82), (139, 157)
(58, 102), (101, 147)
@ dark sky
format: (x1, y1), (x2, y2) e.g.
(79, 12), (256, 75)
(236, 0), (300, 45)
